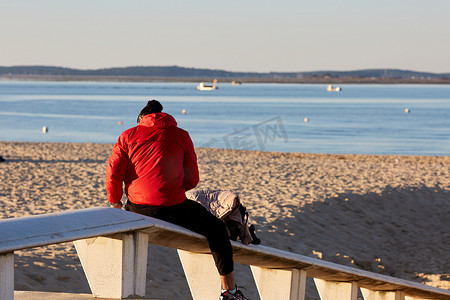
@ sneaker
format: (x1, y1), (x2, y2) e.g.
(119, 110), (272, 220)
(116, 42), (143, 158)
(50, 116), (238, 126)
(219, 284), (248, 300)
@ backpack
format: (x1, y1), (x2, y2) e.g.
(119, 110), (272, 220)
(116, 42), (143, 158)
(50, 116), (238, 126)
(186, 189), (261, 245)
(227, 204), (261, 245)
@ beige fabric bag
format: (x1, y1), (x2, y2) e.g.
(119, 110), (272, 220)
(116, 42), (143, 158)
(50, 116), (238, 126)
(186, 189), (254, 245)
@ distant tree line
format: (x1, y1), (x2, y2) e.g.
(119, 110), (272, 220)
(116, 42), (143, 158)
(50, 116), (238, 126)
(0, 66), (449, 82)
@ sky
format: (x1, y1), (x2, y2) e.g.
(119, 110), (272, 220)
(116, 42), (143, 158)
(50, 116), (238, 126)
(1, 0), (450, 73)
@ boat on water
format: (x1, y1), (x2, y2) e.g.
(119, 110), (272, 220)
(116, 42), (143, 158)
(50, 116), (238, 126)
(231, 80), (242, 85)
(197, 79), (218, 90)
(326, 84), (341, 92)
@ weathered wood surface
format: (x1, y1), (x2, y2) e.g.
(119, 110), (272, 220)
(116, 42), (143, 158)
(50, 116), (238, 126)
(1, 208), (449, 299)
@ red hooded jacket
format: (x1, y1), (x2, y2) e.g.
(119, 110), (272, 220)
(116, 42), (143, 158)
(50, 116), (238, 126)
(106, 113), (199, 206)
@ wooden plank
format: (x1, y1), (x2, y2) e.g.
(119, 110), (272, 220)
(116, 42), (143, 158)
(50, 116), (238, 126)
(1, 208), (449, 300)
(74, 233), (148, 299)
(361, 288), (406, 300)
(139, 225), (449, 299)
(0, 208), (152, 254)
(251, 267), (307, 300)
(314, 279), (358, 300)
(0, 252), (14, 300)
(134, 232), (149, 296)
(177, 250), (221, 300)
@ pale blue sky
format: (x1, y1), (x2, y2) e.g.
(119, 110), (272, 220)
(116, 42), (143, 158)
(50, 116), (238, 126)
(1, 0), (449, 73)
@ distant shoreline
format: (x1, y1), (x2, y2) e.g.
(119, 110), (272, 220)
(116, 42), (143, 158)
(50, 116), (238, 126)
(2, 75), (450, 84)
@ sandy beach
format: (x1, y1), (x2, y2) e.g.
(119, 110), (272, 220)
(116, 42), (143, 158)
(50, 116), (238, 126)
(0, 141), (449, 299)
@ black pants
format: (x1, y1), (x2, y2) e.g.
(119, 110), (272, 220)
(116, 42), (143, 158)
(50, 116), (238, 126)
(126, 199), (234, 275)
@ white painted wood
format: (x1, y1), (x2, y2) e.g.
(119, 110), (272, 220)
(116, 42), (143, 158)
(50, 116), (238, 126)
(361, 288), (412, 300)
(250, 267), (306, 300)
(74, 233), (145, 299)
(361, 289), (408, 300)
(293, 269), (307, 300)
(1, 208), (449, 300)
(0, 207), (152, 254)
(314, 278), (358, 300)
(74, 235), (128, 299)
(361, 288), (409, 300)
(134, 231), (149, 296)
(0, 252), (14, 300)
(404, 296), (429, 300)
(177, 250), (221, 300)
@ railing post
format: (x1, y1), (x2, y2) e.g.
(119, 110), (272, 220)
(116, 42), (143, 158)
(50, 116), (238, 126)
(250, 266), (307, 300)
(0, 252), (14, 300)
(314, 278), (358, 300)
(133, 231), (149, 296)
(404, 296), (429, 300)
(178, 250), (221, 300)
(361, 288), (408, 300)
(74, 231), (148, 299)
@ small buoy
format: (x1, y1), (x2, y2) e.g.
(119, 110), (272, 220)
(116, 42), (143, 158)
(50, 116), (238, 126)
(404, 108), (410, 113)
(182, 109), (188, 114)
(304, 117), (309, 122)
(42, 126), (48, 133)
(118, 121), (124, 125)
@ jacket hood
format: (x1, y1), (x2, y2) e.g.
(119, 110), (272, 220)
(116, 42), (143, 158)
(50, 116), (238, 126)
(139, 112), (177, 128)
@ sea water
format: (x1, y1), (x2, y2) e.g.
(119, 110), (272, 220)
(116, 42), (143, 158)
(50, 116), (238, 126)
(0, 80), (449, 156)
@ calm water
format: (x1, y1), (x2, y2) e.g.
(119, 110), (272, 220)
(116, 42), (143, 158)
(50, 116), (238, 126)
(0, 80), (449, 156)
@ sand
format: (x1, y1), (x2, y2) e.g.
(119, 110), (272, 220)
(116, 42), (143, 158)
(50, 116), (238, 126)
(0, 141), (449, 299)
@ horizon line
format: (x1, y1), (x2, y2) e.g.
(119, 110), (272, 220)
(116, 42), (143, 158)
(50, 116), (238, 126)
(1, 65), (449, 75)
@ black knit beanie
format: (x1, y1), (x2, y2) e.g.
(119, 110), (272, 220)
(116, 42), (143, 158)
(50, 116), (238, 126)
(137, 100), (163, 123)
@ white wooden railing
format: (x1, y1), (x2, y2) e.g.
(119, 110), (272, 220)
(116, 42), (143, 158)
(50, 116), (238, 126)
(1, 208), (449, 300)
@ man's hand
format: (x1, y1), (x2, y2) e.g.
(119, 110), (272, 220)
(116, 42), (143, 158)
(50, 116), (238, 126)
(110, 201), (123, 209)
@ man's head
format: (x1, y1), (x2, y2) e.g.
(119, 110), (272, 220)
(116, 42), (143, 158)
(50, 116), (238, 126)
(137, 100), (163, 123)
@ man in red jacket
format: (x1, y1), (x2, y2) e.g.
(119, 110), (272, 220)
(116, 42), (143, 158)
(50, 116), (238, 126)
(106, 100), (248, 300)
